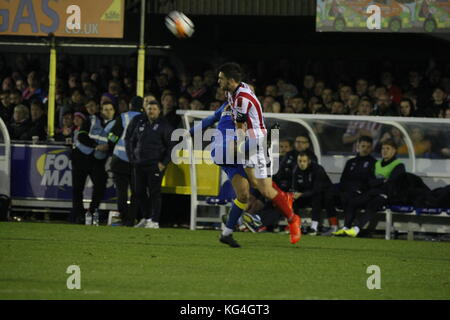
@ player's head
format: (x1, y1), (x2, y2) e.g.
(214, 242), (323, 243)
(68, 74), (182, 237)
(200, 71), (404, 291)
(297, 151), (312, 171)
(279, 138), (293, 156)
(381, 139), (397, 161)
(357, 136), (373, 157)
(217, 62), (242, 91)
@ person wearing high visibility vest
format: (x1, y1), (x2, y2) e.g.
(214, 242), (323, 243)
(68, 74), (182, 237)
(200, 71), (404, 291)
(69, 100), (116, 224)
(334, 138), (406, 237)
(107, 96), (143, 227)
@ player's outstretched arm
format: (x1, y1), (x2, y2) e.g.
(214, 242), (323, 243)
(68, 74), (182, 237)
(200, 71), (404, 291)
(188, 102), (227, 136)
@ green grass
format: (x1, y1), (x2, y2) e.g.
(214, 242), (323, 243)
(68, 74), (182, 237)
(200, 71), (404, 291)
(0, 222), (449, 300)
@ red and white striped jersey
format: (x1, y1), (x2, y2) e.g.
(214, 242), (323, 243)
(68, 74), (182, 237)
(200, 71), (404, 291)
(226, 82), (267, 138)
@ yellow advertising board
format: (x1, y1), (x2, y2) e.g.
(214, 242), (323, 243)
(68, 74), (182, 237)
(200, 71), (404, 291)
(0, 0), (124, 38)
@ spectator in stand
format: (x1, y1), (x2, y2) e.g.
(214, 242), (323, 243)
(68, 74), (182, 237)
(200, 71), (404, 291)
(403, 71), (429, 111)
(9, 104), (31, 140)
(272, 101), (282, 113)
(323, 136), (376, 236)
(291, 95), (309, 114)
(179, 73), (191, 95)
(54, 111), (74, 142)
(59, 88), (86, 126)
(343, 98), (382, 152)
(346, 94), (360, 115)
(422, 87), (449, 117)
(9, 89), (24, 109)
(339, 85), (353, 107)
(187, 75), (209, 104)
(68, 73), (80, 90)
(397, 127), (432, 157)
(26, 99), (47, 141)
(321, 88), (334, 111)
(178, 95), (191, 110)
(291, 151), (333, 235)
(262, 96), (275, 113)
(161, 92), (181, 128)
(309, 96), (326, 114)
(189, 99), (204, 111)
(266, 84), (284, 105)
(107, 79), (122, 100)
(331, 100), (346, 115)
(118, 96), (129, 114)
(300, 74), (315, 99)
(2, 77), (14, 91)
(380, 71), (402, 105)
(355, 78), (369, 97)
(15, 78), (27, 92)
(374, 93), (397, 116)
(314, 80), (325, 98)
(397, 98), (417, 117)
(23, 71), (46, 103)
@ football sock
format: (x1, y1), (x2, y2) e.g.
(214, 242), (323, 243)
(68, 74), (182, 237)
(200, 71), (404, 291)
(354, 226), (360, 234)
(311, 220), (319, 231)
(224, 199), (247, 234)
(271, 182), (294, 222)
(328, 217), (338, 227)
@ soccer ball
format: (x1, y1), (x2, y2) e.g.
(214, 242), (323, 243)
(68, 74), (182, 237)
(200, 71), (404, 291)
(165, 11), (195, 38)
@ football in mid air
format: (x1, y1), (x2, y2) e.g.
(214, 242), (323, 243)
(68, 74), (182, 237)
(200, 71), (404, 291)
(165, 11), (195, 38)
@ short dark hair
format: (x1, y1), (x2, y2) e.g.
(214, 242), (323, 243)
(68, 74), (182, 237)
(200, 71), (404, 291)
(297, 151), (311, 159)
(218, 62), (242, 82)
(381, 139), (397, 149)
(148, 100), (161, 109)
(358, 135), (373, 145)
(129, 96), (143, 111)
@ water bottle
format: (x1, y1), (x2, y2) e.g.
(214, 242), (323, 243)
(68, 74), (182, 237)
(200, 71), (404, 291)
(85, 211), (92, 225)
(92, 210), (99, 226)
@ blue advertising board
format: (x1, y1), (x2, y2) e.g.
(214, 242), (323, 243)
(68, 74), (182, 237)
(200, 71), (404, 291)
(11, 144), (116, 201)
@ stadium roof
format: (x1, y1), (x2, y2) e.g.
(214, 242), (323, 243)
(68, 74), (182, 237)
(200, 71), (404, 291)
(126, 0), (316, 16)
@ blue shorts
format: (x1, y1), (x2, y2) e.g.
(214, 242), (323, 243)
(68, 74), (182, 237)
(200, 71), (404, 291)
(220, 165), (247, 181)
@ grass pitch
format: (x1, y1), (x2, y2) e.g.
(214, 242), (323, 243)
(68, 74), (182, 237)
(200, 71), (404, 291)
(0, 222), (449, 300)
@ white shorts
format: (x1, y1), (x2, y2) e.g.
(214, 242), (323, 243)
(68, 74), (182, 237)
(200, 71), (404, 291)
(244, 137), (272, 179)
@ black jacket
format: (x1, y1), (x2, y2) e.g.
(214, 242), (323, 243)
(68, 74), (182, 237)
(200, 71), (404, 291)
(9, 119), (31, 141)
(291, 162), (332, 198)
(340, 154), (376, 193)
(125, 114), (174, 166)
(274, 148), (318, 191)
(24, 115), (47, 141)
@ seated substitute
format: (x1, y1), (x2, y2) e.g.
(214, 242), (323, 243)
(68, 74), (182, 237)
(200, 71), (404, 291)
(292, 151), (332, 235)
(322, 136), (376, 236)
(334, 139), (405, 237)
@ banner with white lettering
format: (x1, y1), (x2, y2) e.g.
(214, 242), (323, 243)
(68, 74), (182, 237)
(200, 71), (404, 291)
(0, 0), (124, 38)
(316, 0), (450, 33)
(11, 144), (116, 201)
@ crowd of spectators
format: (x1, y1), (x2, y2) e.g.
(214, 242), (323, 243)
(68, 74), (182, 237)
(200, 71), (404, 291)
(0, 54), (449, 157)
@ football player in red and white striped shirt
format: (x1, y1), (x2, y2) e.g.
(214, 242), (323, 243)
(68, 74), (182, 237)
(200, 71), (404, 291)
(217, 62), (301, 245)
